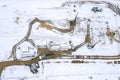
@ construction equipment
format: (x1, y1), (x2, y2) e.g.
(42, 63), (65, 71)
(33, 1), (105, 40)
(91, 7), (103, 13)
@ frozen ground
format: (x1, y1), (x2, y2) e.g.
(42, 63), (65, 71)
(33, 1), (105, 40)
(1, 60), (120, 80)
(0, 0), (120, 80)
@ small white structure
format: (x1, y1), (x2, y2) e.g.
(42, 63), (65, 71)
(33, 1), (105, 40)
(47, 40), (71, 51)
(47, 40), (60, 51)
(16, 41), (37, 60)
(60, 42), (71, 50)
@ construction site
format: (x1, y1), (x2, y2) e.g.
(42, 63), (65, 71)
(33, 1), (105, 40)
(0, 0), (120, 80)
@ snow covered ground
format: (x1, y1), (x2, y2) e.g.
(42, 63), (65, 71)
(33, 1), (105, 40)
(1, 0), (120, 80)
(1, 60), (120, 80)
